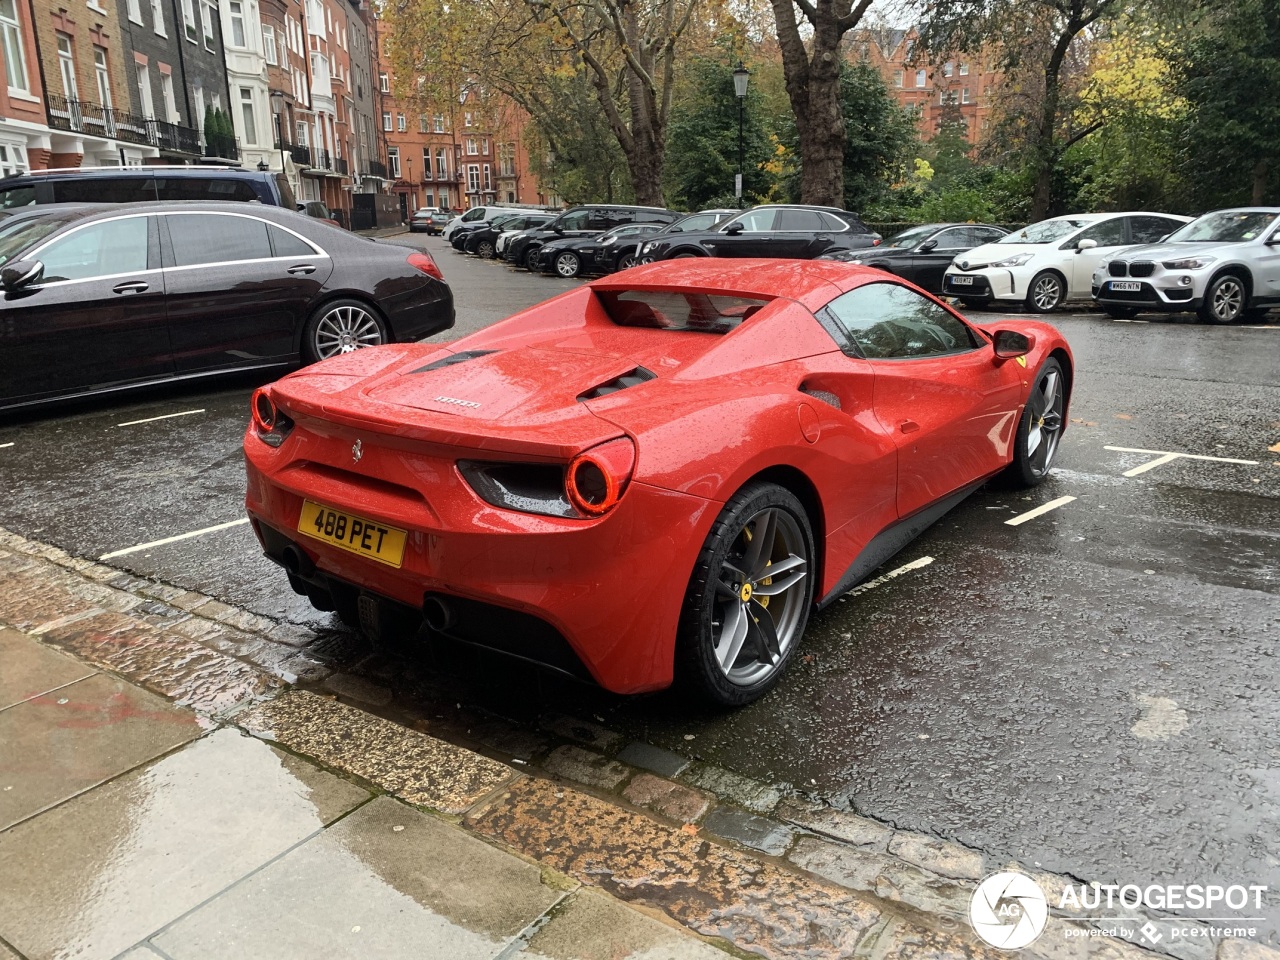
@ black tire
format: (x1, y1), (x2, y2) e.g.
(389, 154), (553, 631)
(676, 481), (815, 707)
(959, 297), (990, 309)
(1026, 271), (1065, 313)
(1102, 305), (1138, 319)
(1197, 273), (1248, 324)
(615, 251), (638, 271)
(672, 251), (701, 259)
(1003, 357), (1067, 488)
(553, 251), (581, 278)
(303, 298), (388, 364)
(477, 240), (495, 259)
(523, 246), (541, 271)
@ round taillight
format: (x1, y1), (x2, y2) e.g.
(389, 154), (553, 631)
(565, 438), (635, 516)
(251, 388), (276, 432)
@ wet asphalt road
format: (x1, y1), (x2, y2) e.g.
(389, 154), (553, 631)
(2, 234), (1278, 938)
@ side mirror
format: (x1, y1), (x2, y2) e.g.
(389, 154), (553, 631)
(296, 203), (306, 211)
(1, 259), (43, 290)
(552, 225), (564, 234)
(725, 223), (744, 235)
(1077, 238), (1097, 251)
(992, 329), (1035, 359)
(917, 239), (938, 252)
(1266, 235), (1280, 246)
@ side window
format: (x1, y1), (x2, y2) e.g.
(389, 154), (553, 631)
(154, 177), (258, 202)
(818, 212), (852, 232)
(932, 228), (972, 249)
(36, 216), (151, 282)
(268, 224), (316, 257)
(166, 214), (272, 266)
(777, 209), (825, 232)
(556, 210), (589, 230)
(52, 177), (158, 203)
(589, 208), (621, 230)
(824, 282), (979, 360)
(1130, 216), (1179, 244)
(461, 207), (484, 222)
(1073, 218), (1127, 248)
(973, 227), (1006, 244)
(0, 184), (36, 207)
(728, 209), (776, 232)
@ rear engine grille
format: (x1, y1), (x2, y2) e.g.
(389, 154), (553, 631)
(578, 366), (656, 401)
(411, 349), (496, 374)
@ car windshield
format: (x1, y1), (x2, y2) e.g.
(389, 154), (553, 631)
(883, 225), (942, 249)
(596, 289), (771, 333)
(1165, 211), (1280, 243)
(999, 219), (1093, 243)
(0, 215), (76, 267)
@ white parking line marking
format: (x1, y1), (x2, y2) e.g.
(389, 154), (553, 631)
(0, 442), (12, 449)
(1110, 318), (1149, 323)
(1005, 495), (1077, 526)
(100, 517), (250, 560)
(844, 556), (934, 598)
(1104, 445), (1259, 477)
(116, 408), (206, 427)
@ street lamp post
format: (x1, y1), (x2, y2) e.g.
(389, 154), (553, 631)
(733, 62), (750, 208)
(269, 89), (287, 174)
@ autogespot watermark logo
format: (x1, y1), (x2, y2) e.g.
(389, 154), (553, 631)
(970, 872), (1049, 950)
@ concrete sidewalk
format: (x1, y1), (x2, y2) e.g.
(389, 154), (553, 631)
(1, 529), (1275, 960)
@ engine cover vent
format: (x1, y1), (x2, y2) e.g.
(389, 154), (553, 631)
(410, 350), (497, 374)
(578, 366), (657, 401)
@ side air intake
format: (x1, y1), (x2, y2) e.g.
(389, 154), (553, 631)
(411, 350), (496, 374)
(800, 384), (842, 410)
(577, 366), (657, 401)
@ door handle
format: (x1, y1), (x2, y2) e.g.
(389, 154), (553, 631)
(287, 264), (316, 275)
(112, 280), (149, 294)
(900, 420), (920, 434)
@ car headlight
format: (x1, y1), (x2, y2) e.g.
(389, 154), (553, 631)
(990, 253), (1034, 268)
(601, 236), (617, 246)
(1097, 259), (1111, 271)
(1161, 256), (1216, 270)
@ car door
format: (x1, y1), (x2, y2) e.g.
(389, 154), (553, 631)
(1063, 216), (1129, 293)
(824, 282), (1024, 518)
(704, 208), (778, 258)
(909, 227), (973, 292)
(774, 208), (829, 258)
(160, 212), (333, 373)
(0, 213), (170, 406)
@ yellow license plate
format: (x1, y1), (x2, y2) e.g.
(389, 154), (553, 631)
(297, 500), (407, 568)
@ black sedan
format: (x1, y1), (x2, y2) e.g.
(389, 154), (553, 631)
(534, 222), (667, 277)
(639, 204), (881, 261)
(0, 202), (454, 412)
(817, 222), (1009, 293)
(463, 213), (556, 259)
(450, 212), (524, 251)
(632, 209), (737, 266)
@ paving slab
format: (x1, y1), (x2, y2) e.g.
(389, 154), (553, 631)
(542, 745), (631, 790)
(702, 804), (795, 856)
(0, 627), (94, 710)
(514, 888), (727, 960)
(0, 728), (369, 960)
(621, 773), (712, 823)
(615, 741), (691, 778)
(154, 796), (562, 960)
(238, 690), (517, 814)
(0, 672), (202, 830)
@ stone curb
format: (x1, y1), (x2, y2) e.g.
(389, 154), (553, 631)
(0, 526), (1273, 960)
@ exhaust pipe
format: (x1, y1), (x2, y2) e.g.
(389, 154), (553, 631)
(422, 595), (455, 632)
(281, 544), (315, 578)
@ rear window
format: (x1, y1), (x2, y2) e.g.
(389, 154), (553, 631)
(155, 177), (260, 202)
(51, 176), (158, 203)
(596, 289), (771, 334)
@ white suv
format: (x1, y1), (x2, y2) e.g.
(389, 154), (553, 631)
(1091, 208), (1280, 323)
(941, 212), (1191, 312)
(441, 204), (551, 242)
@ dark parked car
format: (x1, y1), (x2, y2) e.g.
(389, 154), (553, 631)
(505, 204), (679, 271)
(817, 223), (1009, 293)
(0, 202), (453, 413)
(464, 213), (556, 259)
(639, 204), (879, 262)
(535, 222), (667, 277)
(633, 209), (737, 265)
(0, 166), (297, 210)
(449, 211), (527, 250)
(408, 208), (436, 233)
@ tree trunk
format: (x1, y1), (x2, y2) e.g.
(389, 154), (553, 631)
(1253, 159), (1269, 204)
(1028, 29), (1076, 222)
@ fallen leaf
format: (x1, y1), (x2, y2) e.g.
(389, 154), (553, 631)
(1269, 442), (1280, 453)
(1114, 414), (1133, 420)
(681, 823), (699, 835)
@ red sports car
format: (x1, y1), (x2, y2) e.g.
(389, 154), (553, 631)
(244, 260), (1072, 705)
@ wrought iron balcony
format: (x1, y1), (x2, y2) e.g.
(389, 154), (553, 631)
(363, 160), (388, 179)
(332, 155), (348, 176)
(46, 94), (201, 155)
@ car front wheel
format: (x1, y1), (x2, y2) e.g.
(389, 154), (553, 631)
(1004, 357), (1067, 487)
(677, 482), (814, 707)
(616, 252), (638, 271)
(1198, 274), (1247, 324)
(554, 252), (581, 277)
(477, 240), (495, 259)
(304, 299), (388, 363)
(1026, 271), (1065, 312)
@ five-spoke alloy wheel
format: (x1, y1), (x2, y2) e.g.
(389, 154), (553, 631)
(1005, 357), (1067, 487)
(304, 299), (388, 363)
(679, 482), (814, 705)
(1026, 271), (1065, 313)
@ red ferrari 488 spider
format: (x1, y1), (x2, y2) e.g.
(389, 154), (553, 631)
(244, 260), (1072, 705)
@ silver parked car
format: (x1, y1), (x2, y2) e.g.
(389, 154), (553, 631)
(1091, 208), (1280, 323)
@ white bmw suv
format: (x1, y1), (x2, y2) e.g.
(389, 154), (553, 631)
(1091, 208), (1280, 323)
(941, 212), (1191, 312)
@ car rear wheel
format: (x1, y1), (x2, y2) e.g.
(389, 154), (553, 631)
(477, 240), (495, 259)
(1198, 274), (1246, 324)
(677, 482), (814, 707)
(523, 247), (541, 270)
(304, 299), (388, 363)
(1026, 271), (1065, 313)
(554, 252), (581, 277)
(1004, 357), (1067, 487)
(672, 252), (700, 259)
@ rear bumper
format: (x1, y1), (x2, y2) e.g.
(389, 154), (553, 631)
(244, 430), (718, 693)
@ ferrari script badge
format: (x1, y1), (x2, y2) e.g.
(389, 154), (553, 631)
(352, 439), (363, 463)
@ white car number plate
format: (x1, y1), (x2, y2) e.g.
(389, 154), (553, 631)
(1109, 281), (1141, 292)
(950, 275), (974, 285)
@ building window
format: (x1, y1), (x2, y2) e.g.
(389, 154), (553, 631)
(193, 80), (205, 130)
(151, 0), (166, 36)
(295, 120), (308, 145)
(482, 163), (490, 190)
(126, 0), (142, 23)
(181, 0), (196, 39)
(433, 114), (444, 132)
(229, 0), (246, 47)
(381, 111), (391, 131)
(467, 164), (479, 192)
(422, 147), (431, 179)
(0, 142), (29, 176)
(436, 146), (447, 180)
(961, 87), (971, 104)
(57, 34), (78, 100)
(464, 111), (471, 126)
(959, 62), (969, 76)
(0, 0), (29, 93)
(135, 63), (154, 116)
(378, 72), (387, 92)
(893, 70), (903, 88)
(943, 61), (953, 77)
(418, 115), (427, 133)
(396, 113), (405, 132)
(202, 0), (216, 47)
(498, 142), (514, 176)
(915, 68), (926, 87)
(161, 72), (178, 121)
(388, 146), (400, 178)
(93, 47), (111, 109)
(240, 86), (256, 144)
(263, 24), (276, 63)
(466, 137), (477, 155)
